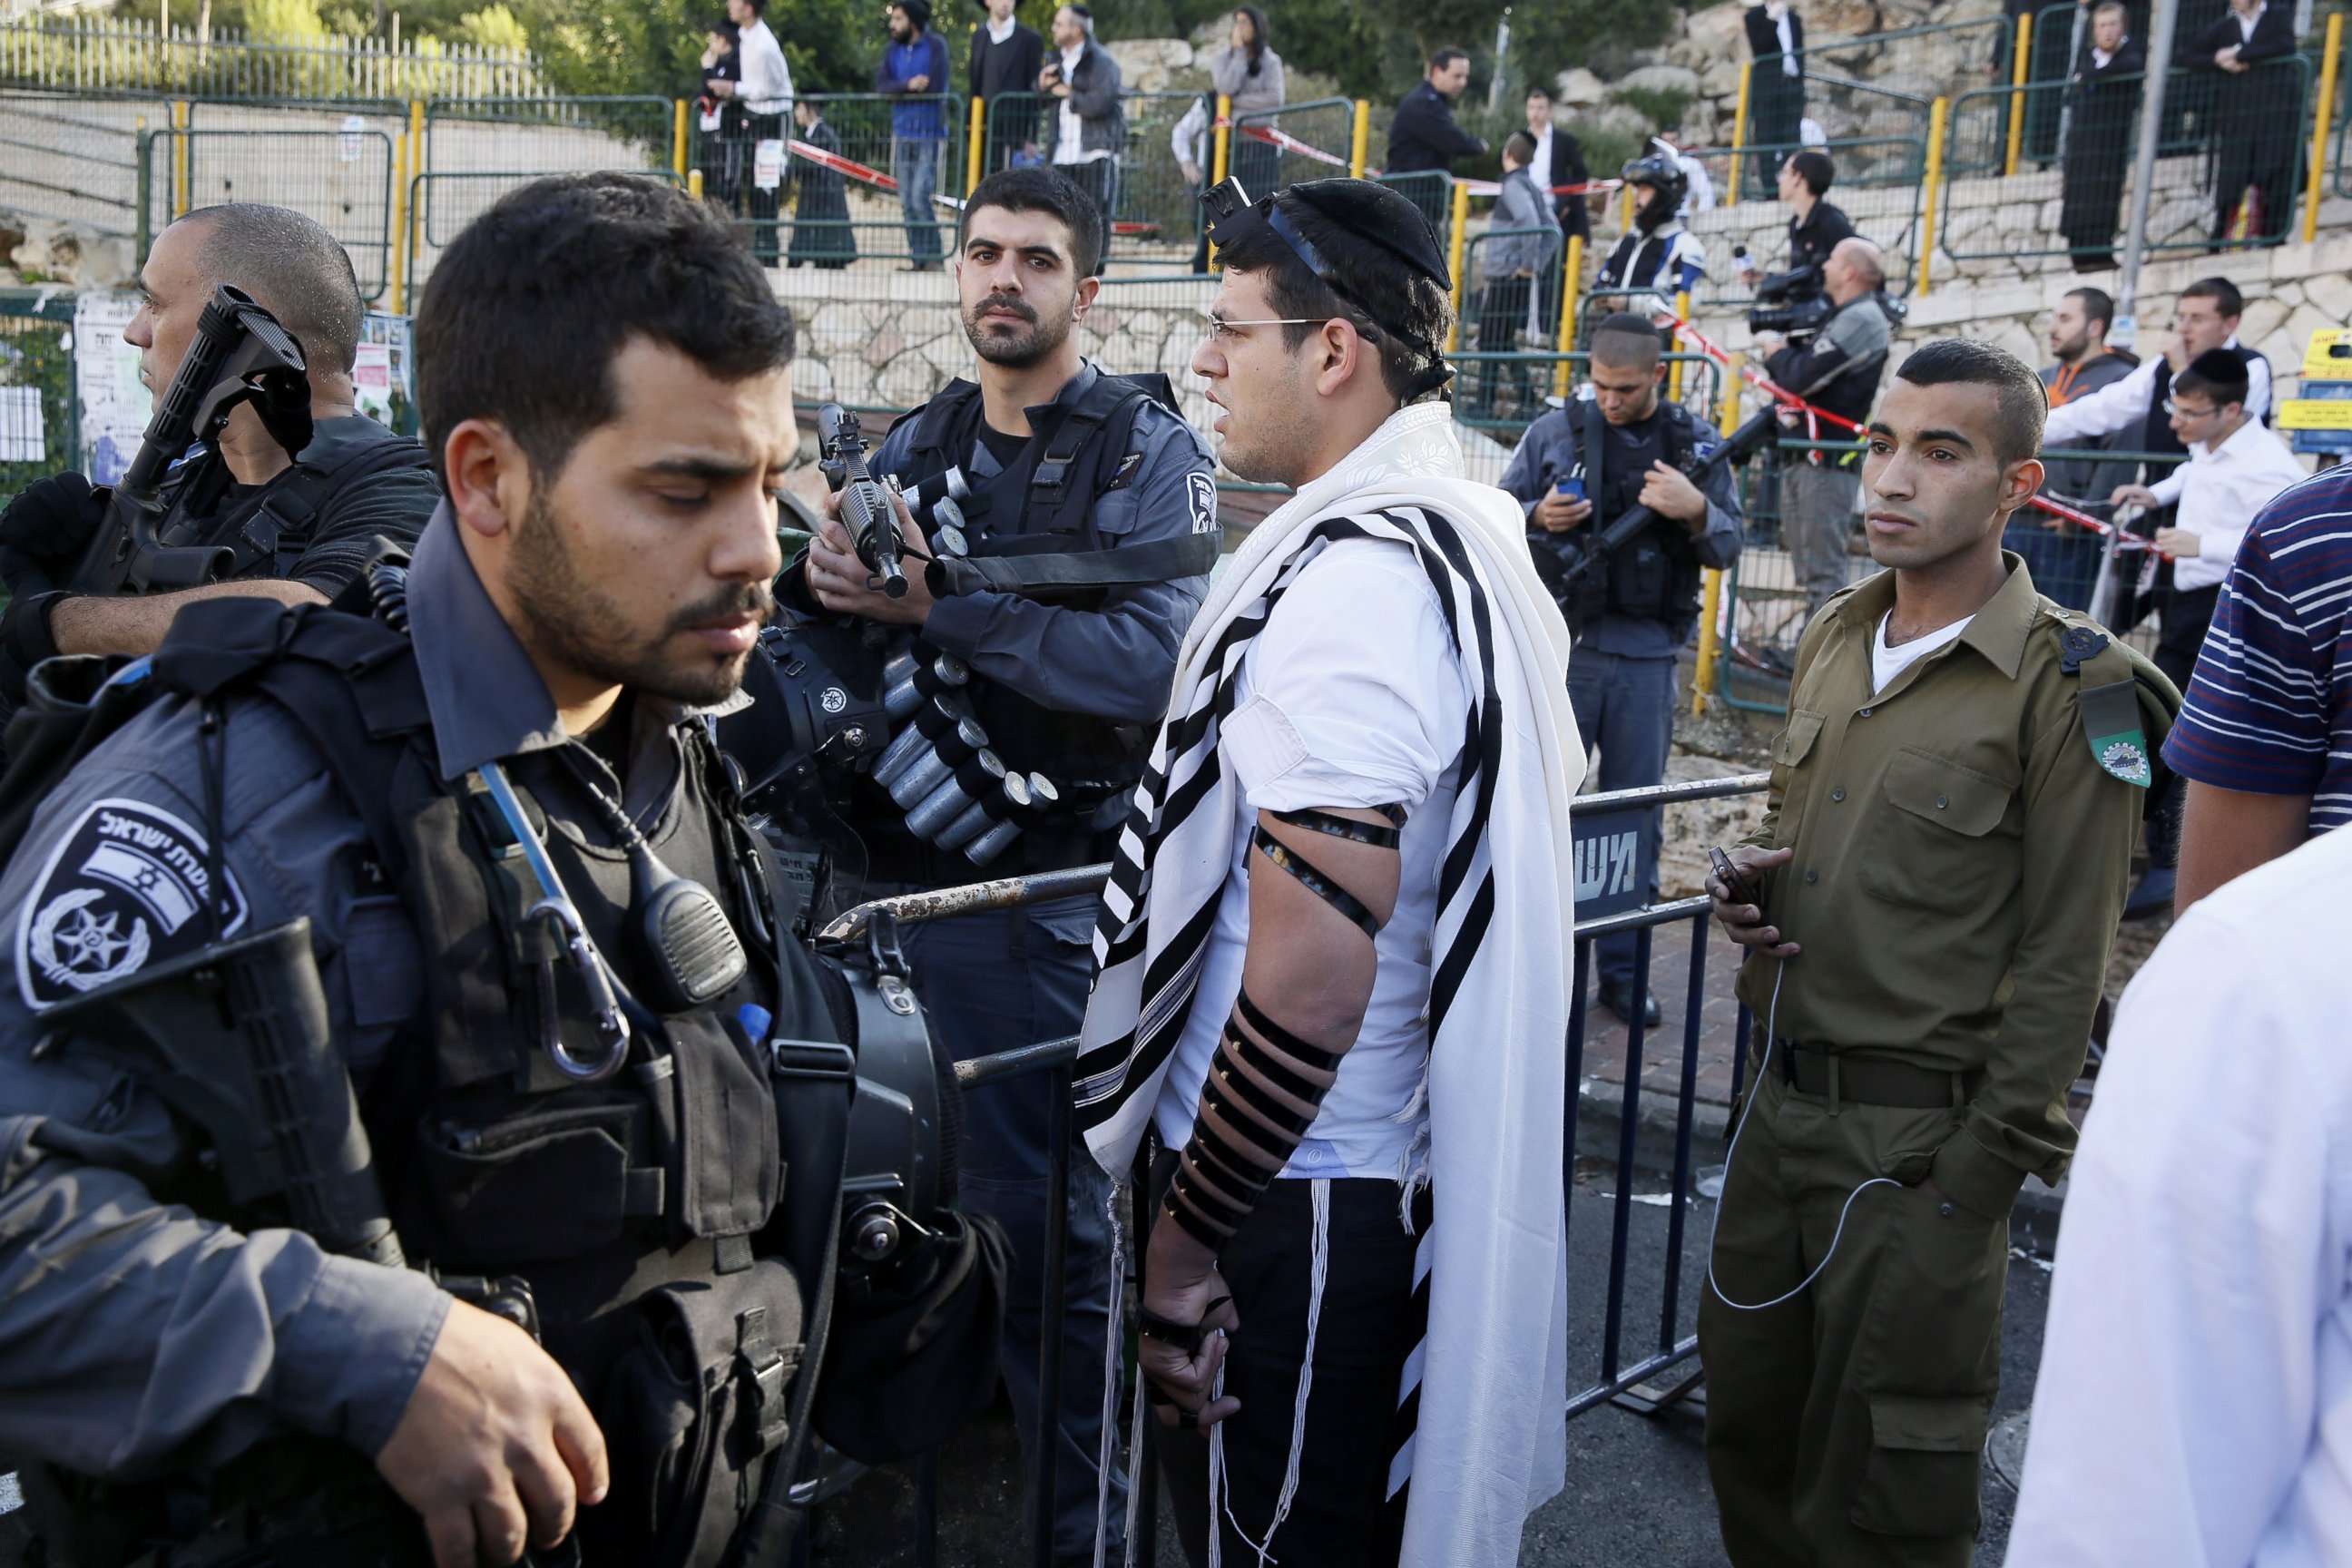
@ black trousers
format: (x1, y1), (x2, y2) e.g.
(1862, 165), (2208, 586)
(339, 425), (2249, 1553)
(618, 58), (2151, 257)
(1475, 276), (1534, 414)
(2146, 582), (2220, 870)
(1146, 1152), (1426, 1567)
(744, 112), (785, 265)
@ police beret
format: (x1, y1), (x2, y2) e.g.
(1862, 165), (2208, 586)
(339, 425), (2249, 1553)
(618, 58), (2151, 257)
(1281, 178), (1452, 289)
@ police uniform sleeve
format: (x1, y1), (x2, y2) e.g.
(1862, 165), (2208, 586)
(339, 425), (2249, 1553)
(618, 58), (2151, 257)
(919, 408), (1216, 725)
(0, 696), (446, 1476)
(1927, 649), (2140, 1219)
(288, 458), (442, 597)
(1496, 413), (1562, 519)
(1691, 416), (1745, 571)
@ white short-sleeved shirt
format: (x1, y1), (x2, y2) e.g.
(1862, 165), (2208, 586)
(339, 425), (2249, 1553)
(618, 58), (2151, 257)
(1151, 538), (1473, 1180)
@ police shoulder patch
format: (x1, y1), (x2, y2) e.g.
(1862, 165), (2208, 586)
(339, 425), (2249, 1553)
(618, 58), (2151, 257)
(16, 799), (249, 1012)
(1186, 470), (1219, 535)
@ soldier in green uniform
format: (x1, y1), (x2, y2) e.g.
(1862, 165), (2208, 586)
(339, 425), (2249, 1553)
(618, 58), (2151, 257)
(1700, 338), (2177, 1568)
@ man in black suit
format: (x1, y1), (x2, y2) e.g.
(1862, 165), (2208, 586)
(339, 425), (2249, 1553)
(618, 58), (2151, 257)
(1742, 1), (1805, 194)
(970, 0), (1045, 169)
(2060, 0), (2143, 269)
(1524, 83), (1592, 245)
(2192, 0), (2299, 241)
(1385, 47), (1488, 222)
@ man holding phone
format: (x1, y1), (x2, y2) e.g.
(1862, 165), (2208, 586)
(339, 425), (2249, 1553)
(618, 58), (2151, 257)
(1501, 312), (1742, 1024)
(1700, 339), (2174, 1568)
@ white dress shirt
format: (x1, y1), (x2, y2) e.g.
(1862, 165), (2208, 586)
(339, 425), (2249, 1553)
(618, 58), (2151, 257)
(986, 13), (1015, 44)
(1768, 2), (1799, 74)
(2042, 338), (2275, 446)
(2009, 824), (2352, 1567)
(2145, 416), (2309, 592)
(2238, 3), (2267, 44)
(1151, 537), (1472, 1182)
(735, 17), (792, 117)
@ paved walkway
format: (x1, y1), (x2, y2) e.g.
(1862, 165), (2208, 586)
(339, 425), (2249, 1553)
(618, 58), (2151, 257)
(1577, 913), (1753, 1113)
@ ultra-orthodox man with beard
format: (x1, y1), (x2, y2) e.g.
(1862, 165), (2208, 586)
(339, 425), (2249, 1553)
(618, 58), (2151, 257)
(1072, 176), (1584, 1567)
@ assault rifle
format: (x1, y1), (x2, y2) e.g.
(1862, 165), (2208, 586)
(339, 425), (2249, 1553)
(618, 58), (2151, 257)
(1532, 404), (1780, 623)
(69, 283), (312, 595)
(817, 403), (907, 599)
(44, 919), (404, 1267)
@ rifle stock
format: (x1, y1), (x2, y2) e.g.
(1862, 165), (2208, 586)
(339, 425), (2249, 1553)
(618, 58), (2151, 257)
(69, 284), (311, 596)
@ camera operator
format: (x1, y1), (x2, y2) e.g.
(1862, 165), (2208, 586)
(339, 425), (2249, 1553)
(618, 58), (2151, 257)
(0, 172), (999, 1568)
(1733, 149), (1855, 297)
(779, 165), (1215, 1564)
(0, 204), (436, 706)
(1754, 236), (1896, 621)
(1499, 311), (1743, 1025)
(1593, 152), (1708, 312)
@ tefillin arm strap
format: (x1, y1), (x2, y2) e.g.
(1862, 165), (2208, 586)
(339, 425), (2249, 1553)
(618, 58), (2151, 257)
(1161, 803), (1406, 1252)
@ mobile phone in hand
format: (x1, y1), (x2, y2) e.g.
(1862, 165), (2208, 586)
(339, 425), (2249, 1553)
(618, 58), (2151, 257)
(1555, 474), (1586, 504)
(1710, 846), (1759, 905)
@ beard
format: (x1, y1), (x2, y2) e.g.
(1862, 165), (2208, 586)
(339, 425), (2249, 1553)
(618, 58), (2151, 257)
(962, 290), (1073, 368)
(507, 490), (775, 710)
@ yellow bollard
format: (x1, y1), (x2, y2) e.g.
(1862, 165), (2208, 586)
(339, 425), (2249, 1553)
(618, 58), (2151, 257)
(1727, 61), (1751, 206)
(1692, 568), (1725, 714)
(1918, 96), (1947, 295)
(407, 101), (425, 298)
(968, 95), (986, 194)
(2003, 12), (2032, 178)
(689, 168), (705, 201)
(1349, 99), (1370, 179)
(1446, 181), (1470, 352)
(1209, 94), (1233, 270)
(2305, 12), (2343, 243)
(388, 128), (410, 314)
(170, 99), (188, 219)
(1553, 230), (1583, 398)
(672, 98), (689, 181)
(1617, 181), (1632, 232)
(1668, 288), (1690, 401)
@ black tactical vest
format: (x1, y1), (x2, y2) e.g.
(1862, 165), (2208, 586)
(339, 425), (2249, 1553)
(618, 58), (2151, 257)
(1573, 399), (1710, 635)
(155, 416), (434, 583)
(32, 593), (848, 1568)
(867, 372), (1177, 882)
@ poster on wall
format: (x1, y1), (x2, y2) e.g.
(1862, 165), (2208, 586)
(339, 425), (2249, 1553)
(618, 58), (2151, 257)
(354, 311), (416, 435)
(71, 293), (151, 485)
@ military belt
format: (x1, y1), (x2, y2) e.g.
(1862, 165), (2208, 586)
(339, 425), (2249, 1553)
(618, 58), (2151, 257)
(1777, 1041), (1974, 1110)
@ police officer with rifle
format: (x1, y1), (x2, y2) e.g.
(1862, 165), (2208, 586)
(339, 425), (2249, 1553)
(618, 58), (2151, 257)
(0, 204), (436, 713)
(1500, 311), (1749, 1025)
(758, 164), (1214, 1566)
(0, 173), (1001, 1568)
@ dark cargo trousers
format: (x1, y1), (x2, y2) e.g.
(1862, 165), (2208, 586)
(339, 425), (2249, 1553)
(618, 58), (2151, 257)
(1698, 1061), (2008, 1568)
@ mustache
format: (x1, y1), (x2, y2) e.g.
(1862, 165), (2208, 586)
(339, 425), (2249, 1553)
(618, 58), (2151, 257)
(971, 294), (1037, 323)
(667, 578), (775, 638)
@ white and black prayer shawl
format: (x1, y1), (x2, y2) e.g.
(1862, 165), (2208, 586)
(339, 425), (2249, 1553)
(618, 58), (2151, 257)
(1074, 403), (1584, 1564)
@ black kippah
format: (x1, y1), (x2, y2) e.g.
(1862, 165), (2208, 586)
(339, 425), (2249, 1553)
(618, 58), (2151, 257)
(1282, 178), (1451, 289)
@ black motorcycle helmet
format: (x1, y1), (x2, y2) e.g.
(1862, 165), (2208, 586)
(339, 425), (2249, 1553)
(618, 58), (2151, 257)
(1621, 151), (1690, 235)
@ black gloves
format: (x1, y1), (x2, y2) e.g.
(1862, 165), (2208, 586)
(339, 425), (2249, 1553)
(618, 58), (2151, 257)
(0, 590), (71, 706)
(0, 473), (106, 570)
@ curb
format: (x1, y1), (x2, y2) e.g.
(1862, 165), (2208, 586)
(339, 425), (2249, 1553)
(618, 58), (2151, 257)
(1579, 1079), (2070, 1253)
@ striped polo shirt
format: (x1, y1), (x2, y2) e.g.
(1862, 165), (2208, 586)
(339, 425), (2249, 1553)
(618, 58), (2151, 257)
(2164, 462), (2352, 830)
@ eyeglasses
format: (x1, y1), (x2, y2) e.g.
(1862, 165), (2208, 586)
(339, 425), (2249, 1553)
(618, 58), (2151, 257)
(2163, 398), (2220, 419)
(1194, 309), (1337, 343)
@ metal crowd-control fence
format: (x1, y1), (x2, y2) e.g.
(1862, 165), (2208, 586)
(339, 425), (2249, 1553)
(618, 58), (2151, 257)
(1231, 95), (1357, 192)
(403, 168), (682, 299)
(1372, 167), (1452, 232)
(0, 16), (547, 101)
(425, 93), (676, 174)
(0, 289), (77, 517)
(1943, 56), (2311, 263)
(712, 93), (966, 269)
(969, 90), (1198, 265)
(808, 770), (1772, 1567)
(138, 127), (397, 300)
(0, 89), (166, 240)
(1715, 441), (2181, 714)
(1681, 135), (1926, 302)
(1458, 226), (1566, 426)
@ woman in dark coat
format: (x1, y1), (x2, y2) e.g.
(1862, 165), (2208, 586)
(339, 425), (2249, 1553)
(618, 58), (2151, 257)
(787, 99), (859, 270)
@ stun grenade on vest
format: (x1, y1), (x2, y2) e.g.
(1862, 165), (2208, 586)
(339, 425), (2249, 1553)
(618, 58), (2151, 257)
(818, 403), (909, 599)
(70, 284), (315, 596)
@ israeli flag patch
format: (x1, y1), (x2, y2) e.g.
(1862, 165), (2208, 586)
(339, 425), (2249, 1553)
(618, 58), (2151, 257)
(16, 799), (248, 1011)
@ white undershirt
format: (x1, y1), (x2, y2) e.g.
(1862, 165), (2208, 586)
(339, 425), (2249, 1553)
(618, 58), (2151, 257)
(987, 13), (1015, 43)
(1054, 44), (1112, 163)
(1873, 612), (1972, 693)
(1152, 538), (1473, 1181)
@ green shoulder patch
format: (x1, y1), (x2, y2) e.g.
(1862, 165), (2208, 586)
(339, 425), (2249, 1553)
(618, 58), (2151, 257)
(2077, 677), (2153, 788)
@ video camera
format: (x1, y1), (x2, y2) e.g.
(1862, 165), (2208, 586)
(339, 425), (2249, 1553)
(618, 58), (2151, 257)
(1746, 262), (1833, 338)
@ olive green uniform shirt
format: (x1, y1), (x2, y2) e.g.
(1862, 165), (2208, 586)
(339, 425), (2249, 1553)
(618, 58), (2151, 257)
(1734, 555), (2149, 1220)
